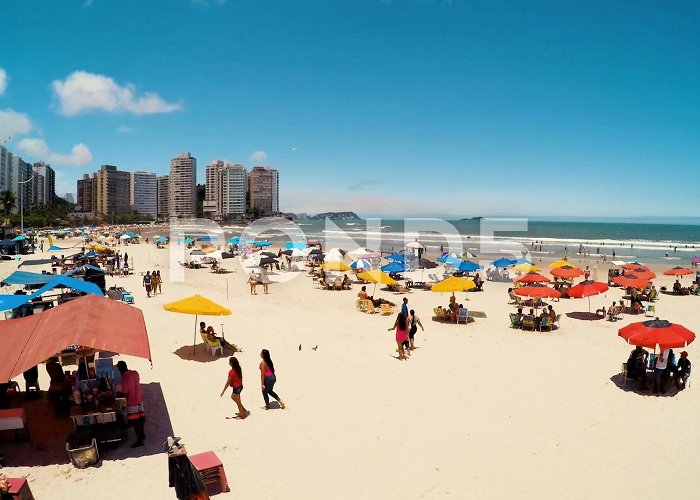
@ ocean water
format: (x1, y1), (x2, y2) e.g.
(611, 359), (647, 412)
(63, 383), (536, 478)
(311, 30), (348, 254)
(220, 218), (700, 265)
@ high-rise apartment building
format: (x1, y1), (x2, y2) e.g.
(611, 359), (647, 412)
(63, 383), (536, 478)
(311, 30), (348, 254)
(169, 152), (196, 218)
(0, 146), (12, 194)
(96, 165), (131, 215)
(77, 173), (97, 212)
(203, 160), (224, 220)
(33, 161), (56, 205)
(10, 156), (35, 212)
(157, 175), (170, 220)
(204, 161), (247, 220)
(221, 164), (247, 219)
(0, 146), (55, 211)
(130, 171), (157, 218)
(247, 166), (279, 216)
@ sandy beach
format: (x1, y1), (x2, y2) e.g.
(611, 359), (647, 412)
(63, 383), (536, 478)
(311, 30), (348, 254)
(2, 237), (699, 499)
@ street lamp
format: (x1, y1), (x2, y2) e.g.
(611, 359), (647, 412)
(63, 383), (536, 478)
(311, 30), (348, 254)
(18, 171), (34, 234)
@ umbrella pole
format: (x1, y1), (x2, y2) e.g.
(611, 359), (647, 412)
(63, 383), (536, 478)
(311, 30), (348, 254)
(193, 314), (198, 355)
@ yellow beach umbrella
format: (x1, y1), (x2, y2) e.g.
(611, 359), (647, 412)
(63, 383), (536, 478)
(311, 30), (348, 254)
(357, 270), (397, 285)
(91, 244), (107, 252)
(513, 263), (541, 272)
(431, 276), (476, 295)
(201, 247), (217, 253)
(164, 295), (232, 353)
(321, 261), (351, 271)
(549, 259), (573, 269)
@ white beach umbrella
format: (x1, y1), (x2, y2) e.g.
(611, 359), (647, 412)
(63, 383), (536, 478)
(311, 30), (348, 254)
(347, 247), (371, 258)
(119, 234), (130, 240)
(405, 241), (424, 249)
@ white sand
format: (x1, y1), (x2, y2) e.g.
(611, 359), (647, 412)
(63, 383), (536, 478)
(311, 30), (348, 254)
(2, 239), (699, 499)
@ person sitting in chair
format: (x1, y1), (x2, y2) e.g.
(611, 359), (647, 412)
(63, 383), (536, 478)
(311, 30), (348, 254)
(675, 351), (692, 390)
(204, 325), (236, 352)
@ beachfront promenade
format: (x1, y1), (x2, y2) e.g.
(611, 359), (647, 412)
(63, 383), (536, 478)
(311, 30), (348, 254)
(2, 235), (699, 499)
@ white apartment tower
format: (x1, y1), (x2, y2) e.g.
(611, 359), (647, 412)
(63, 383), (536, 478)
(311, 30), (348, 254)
(169, 152), (196, 218)
(130, 171), (158, 218)
(204, 161), (247, 220)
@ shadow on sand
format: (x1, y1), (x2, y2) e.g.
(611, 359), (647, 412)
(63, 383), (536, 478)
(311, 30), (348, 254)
(608, 373), (683, 398)
(1, 382), (174, 466)
(566, 311), (605, 321)
(173, 344), (233, 363)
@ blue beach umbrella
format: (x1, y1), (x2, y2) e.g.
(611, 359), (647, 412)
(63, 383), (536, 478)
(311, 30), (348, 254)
(197, 236), (213, 242)
(227, 237), (241, 245)
(351, 259), (371, 269)
(513, 258), (532, 265)
(156, 237), (168, 243)
(253, 241), (272, 247)
(285, 242), (306, 250)
(492, 257), (516, 268)
(386, 253), (406, 262)
(184, 237), (195, 244)
(457, 260), (483, 272)
(12, 235), (25, 242)
(381, 261), (409, 273)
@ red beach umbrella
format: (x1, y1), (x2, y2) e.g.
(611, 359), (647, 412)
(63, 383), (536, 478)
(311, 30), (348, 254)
(619, 319), (695, 349)
(611, 274), (650, 289)
(568, 280), (609, 313)
(626, 268), (656, 280)
(550, 266), (584, 279)
(623, 263), (648, 271)
(664, 267), (694, 277)
(515, 272), (551, 284)
(568, 280), (609, 298)
(514, 284), (561, 299)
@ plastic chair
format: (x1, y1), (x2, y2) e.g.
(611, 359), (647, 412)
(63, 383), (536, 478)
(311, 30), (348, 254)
(521, 316), (535, 331)
(509, 313), (521, 329)
(200, 332), (223, 357)
(539, 316), (553, 332)
(645, 305), (655, 317)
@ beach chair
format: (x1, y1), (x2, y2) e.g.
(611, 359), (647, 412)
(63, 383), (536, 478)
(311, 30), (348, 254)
(521, 316), (535, 331)
(365, 300), (378, 314)
(645, 305), (656, 317)
(312, 277), (319, 288)
(457, 308), (469, 324)
(509, 313), (521, 329)
(380, 303), (394, 316)
(200, 332), (224, 357)
(356, 299), (366, 312)
(333, 278), (342, 291)
(614, 306), (624, 321)
(553, 314), (561, 329)
(539, 316), (553, 332)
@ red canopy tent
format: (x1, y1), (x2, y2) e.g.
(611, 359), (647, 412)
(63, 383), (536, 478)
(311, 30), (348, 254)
(0, 295), (151, 382)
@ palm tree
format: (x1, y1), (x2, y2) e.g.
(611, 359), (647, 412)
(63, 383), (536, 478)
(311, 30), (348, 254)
(0, 190), (17, 216)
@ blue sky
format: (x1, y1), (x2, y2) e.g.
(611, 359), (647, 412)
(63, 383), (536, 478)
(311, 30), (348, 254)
(1, 0), (698, 217)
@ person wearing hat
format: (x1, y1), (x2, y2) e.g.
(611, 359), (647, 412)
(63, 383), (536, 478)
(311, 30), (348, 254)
(675, 352), (692, 391)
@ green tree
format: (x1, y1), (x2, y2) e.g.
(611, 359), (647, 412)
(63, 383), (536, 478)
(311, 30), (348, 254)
(0, 190), (17, 216)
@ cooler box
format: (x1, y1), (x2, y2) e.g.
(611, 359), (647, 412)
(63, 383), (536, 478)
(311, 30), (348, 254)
(66, 432), (99, 468)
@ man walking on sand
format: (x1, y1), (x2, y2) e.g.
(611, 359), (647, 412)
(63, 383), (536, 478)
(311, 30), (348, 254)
(117, 361), (146, 448)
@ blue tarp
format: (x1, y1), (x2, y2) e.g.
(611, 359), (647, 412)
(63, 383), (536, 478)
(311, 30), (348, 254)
(29, 275), (104, 298)
(0, 294), (36, 311)
(0, 275), (102, 311)
(1, 271), (56, 286)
